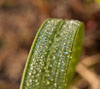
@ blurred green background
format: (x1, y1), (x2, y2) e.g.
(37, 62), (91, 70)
(0, 0), (100, 89)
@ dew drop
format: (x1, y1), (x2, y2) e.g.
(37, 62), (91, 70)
(45, 70), (49, 73)
(70, 56), (72, 59)
(30, 67), (33, 70)
(28, 72), (32, 76)
(53, 56), (56, 60)
(35, 79), (38, 83)
(29, 79), (32, 83)
(46, 81), (50, 85)
(36, 82), (39, 86)
(63, 51), (68, 55)
(67, 55), (70, 58)
(33, 70), (36, 74)
(37, 73), (39, 77)
(54, 83), (57, 87)
(61, 69), (64, 72)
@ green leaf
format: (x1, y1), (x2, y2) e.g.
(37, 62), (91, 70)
(20, 19), (84, 89)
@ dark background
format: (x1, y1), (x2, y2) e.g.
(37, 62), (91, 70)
(0, 0), (100, 89)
